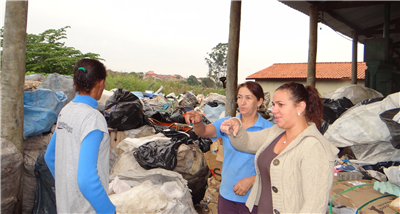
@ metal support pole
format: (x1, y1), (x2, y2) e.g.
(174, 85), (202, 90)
(225, 1), (241, 117)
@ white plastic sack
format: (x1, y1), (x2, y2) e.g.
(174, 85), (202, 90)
(204, 104), (226, 123)
(384, 166), (400, 187)
(323, 84), (383, 105)
(198, 93), (226, 111)
(324, 92), (400, 147)
(124, 125), (155, 139)
(38, 73), (76, 104)
(109, 152), (197, 214)
(351, 141), (400, 164)
(117, 133), (170, 153)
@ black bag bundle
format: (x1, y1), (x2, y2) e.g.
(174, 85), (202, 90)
(320, 97), (354, 134)
(133, 134), (187, 170)
(32, 150), (57, 214)
(133, 129), (213, 170)
(380, 108), (400, 149)
(149, 109), (186, 124)
(105, 88), (145, 131)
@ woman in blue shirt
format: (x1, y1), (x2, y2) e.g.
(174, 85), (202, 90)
(45, 59), (116, 214)
(185, 81), (273, 214)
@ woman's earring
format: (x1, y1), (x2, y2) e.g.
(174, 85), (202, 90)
(298, 112), (301, 116)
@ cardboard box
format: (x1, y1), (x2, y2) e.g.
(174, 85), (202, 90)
(109, 130), (127, 155)
(204, 138), (223, 181)
(330, 180), (397, 214)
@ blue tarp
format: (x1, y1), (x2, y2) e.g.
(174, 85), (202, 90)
(24, 89), (67, 137)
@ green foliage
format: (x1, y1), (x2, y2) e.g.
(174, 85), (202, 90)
(105, 71), (224, 96)
(201, 77), (215, 88)
(205, 43), (228, 83)
(187, 75), (200, 86)
(24, 26), (103, 75)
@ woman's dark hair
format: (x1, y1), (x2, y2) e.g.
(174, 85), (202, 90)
(276, 82), (323, 129)
(237, 81), (264, 101)
(73, 58), (107, 94)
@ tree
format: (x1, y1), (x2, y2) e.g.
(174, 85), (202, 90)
(201, 77), (215, 88)
(187, 75), (200, 86)
(204, 43), (228, 83)
(24, 26), (103, 75)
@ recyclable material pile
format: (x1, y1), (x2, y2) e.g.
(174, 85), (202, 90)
(2, 74), (400, 214)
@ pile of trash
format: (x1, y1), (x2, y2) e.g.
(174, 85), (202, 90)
(321, 85), (400, 214)
(2, 73), (400, 214)
(3, 73), (235, 214)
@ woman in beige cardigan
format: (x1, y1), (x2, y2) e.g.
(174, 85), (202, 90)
(220, 82), (339, 214)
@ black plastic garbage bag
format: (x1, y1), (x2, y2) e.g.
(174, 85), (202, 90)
(380, 108), (400, 149)
(32, 150), (56, 214)
(361, 161), (400, 173)
(206, 100), (225, 108)
(322, 97), (354, 124)
(133, 136), (187, 170)
(149, 109), (186, 124)
(186, 130), (212, 153)
(169, 110), (186, 124)
(149, 111), (171, 123)
(320, 97), (354, 134)
(105, 88), (145, 131)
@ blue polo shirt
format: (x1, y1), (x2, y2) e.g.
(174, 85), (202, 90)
(212, 113), (273, 203)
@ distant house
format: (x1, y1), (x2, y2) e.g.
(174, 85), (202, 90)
(246, 62), (367, 97)
(144, 71), (185, 81)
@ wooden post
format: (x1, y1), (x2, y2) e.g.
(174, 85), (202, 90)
(351, 31), (358, 84)
(307, 4), (318, 87)
(225, 1), (241, 117)
(1, 1), (28, 213)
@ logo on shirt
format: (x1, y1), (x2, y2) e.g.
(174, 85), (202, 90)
(57, 121), (73, 133)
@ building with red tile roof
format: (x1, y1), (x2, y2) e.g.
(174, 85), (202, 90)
(246, 62), (366, 97)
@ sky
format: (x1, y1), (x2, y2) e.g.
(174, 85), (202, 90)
(0, 0), (364, 83)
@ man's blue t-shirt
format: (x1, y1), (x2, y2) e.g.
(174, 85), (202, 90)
(212, 113), (273, 203)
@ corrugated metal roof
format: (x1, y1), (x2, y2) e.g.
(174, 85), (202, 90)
(279, 1), (400, 56)
(246, 62), (366, 80)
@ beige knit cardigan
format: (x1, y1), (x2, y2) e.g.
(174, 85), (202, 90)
(229, 123), (339, 214)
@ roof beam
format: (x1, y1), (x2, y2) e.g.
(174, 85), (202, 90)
(359, 18), (400, 35)
(315, 1), (389, 11)
(361, 28), (400, 35)
(307, 2), (364, 34)
(322, 9), (364, 35)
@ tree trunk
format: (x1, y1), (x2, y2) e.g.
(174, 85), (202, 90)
(307, 4), (318, 87)
(1, 1), (28, 213)
(226, 1), (241, 117)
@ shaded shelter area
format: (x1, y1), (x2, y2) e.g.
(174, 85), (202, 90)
(279, 1), (400, 96)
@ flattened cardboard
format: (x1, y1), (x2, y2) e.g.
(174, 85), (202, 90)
(330, 180), (397, 214)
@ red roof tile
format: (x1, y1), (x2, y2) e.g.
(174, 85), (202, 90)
(246, 62), (366, 80)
